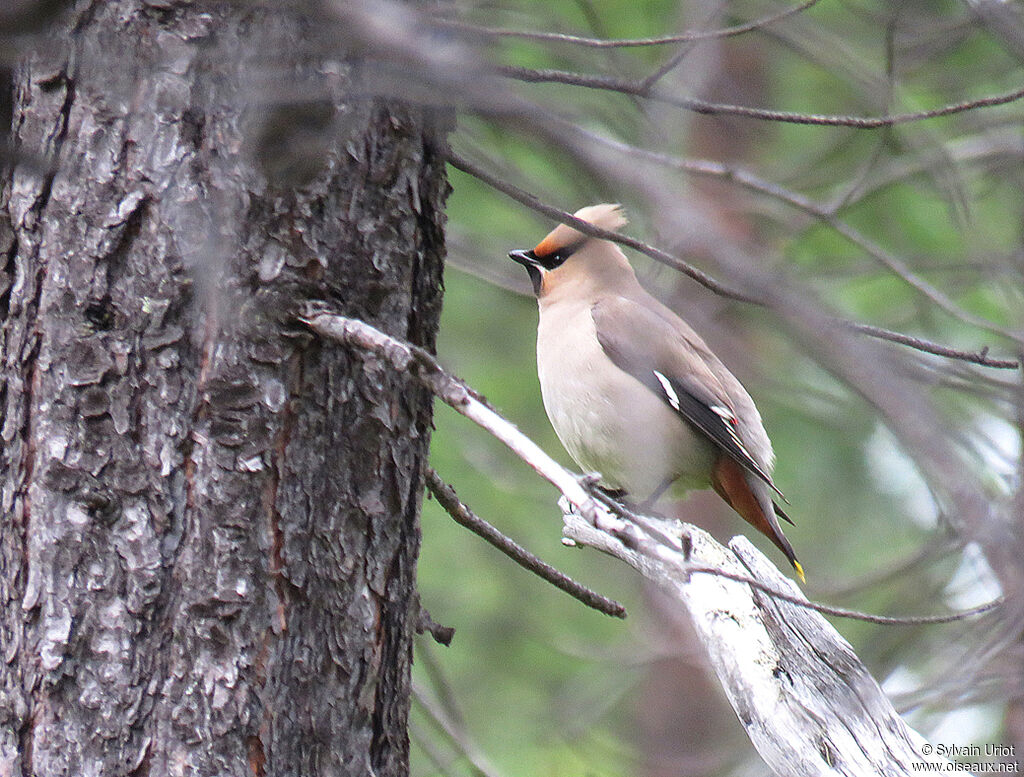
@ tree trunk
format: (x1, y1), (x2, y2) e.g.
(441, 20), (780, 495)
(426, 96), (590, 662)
(0, 3), (448, 776)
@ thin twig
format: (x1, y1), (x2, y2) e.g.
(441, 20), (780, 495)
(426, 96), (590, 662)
(640, 43), (697, 92)
(500, 65), (1024, 128)
(847, 323), (1018, 369)
(633, 0), (732, 91)
(416, 604), (456, 646)
(413, 683), (503, 777)
(435, 0), (823, 48)
(417, 640), (469, 733)
(571, 0), (645, 113)
(829, 134), (1024, 213)
(563, 498), (1005, 626)
(425, 468), (627, 618)
(685, 566), (1004, 626)
(409, 722), (459, 777)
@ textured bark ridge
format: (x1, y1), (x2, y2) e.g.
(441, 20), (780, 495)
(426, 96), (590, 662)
(0, 3), (447, 776)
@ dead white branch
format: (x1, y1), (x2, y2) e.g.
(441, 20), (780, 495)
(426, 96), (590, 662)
(561, 503), (960, 777)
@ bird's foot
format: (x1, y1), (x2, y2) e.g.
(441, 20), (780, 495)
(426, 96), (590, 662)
(576, 471), (604, 489)
(576, 472), (628, 501)
(575, 473), (628, 502)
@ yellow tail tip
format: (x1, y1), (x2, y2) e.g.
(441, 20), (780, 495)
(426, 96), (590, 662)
(792, 560), (806, 584)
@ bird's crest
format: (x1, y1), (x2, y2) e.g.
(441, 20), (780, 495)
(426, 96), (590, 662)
(573, 203), (628, 232)
(534, 203), (628, 258)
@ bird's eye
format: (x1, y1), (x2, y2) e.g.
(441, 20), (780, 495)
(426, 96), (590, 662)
(546, 249), (571, 268)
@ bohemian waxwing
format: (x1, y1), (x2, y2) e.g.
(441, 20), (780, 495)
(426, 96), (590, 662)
(509, 204), (803, 581)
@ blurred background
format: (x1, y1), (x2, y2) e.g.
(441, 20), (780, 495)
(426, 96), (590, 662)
(407, 0), (1024, 774)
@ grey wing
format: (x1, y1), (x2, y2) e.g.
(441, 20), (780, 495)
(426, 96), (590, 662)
(591, 296), (784, 500)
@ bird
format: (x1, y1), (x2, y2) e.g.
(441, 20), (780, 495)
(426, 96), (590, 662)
(508, 203), (803, 582)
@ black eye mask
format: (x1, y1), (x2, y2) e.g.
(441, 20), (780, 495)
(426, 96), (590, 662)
(534, 238), (584, 269)
(508, 239), (584, 296)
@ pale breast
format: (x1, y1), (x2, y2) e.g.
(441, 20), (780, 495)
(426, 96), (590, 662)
(536, 302), (714, 497)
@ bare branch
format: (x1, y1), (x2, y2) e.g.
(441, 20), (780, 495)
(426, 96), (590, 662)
(435, 0), (823, 49)
(685, 565), (1003, 626)
(425, 468), (627, 618)
(635, 0), (728, 91)
(500, 65), (1024, 128)
(560, 498), (1000, 626)
(332, 0), (1018, 341)
(848, 324), (1019, 369)
(558, 502), (957, 776)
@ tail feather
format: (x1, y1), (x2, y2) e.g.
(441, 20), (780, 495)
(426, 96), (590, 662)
(774, 502), (796, 526)
(711, 456), (804, 583)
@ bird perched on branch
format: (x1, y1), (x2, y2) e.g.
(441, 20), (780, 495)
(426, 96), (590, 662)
(509, 204), (803, 582)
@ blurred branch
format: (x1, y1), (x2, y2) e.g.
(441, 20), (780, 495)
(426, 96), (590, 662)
(829, 133), (1024, 213)
(447, 148), (1019, 368)
(437, 0), (822, 49)
(332, 0), (1018, 339)
(413, 682), (503, 777)
(417, 640), (469, 735)
(409, 721), (459, 777)
(425, 467), (627, 618)
(329, 0), (1022, 316)
(814, 534), (962, 600)
(635, 0), (732, 93)
(559, 502), (956, 776)
(964, 0), (1024, 63)
(500, 65), (1024, 128)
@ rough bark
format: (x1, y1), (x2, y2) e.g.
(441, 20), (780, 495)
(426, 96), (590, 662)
(0, 2), (448, 776)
